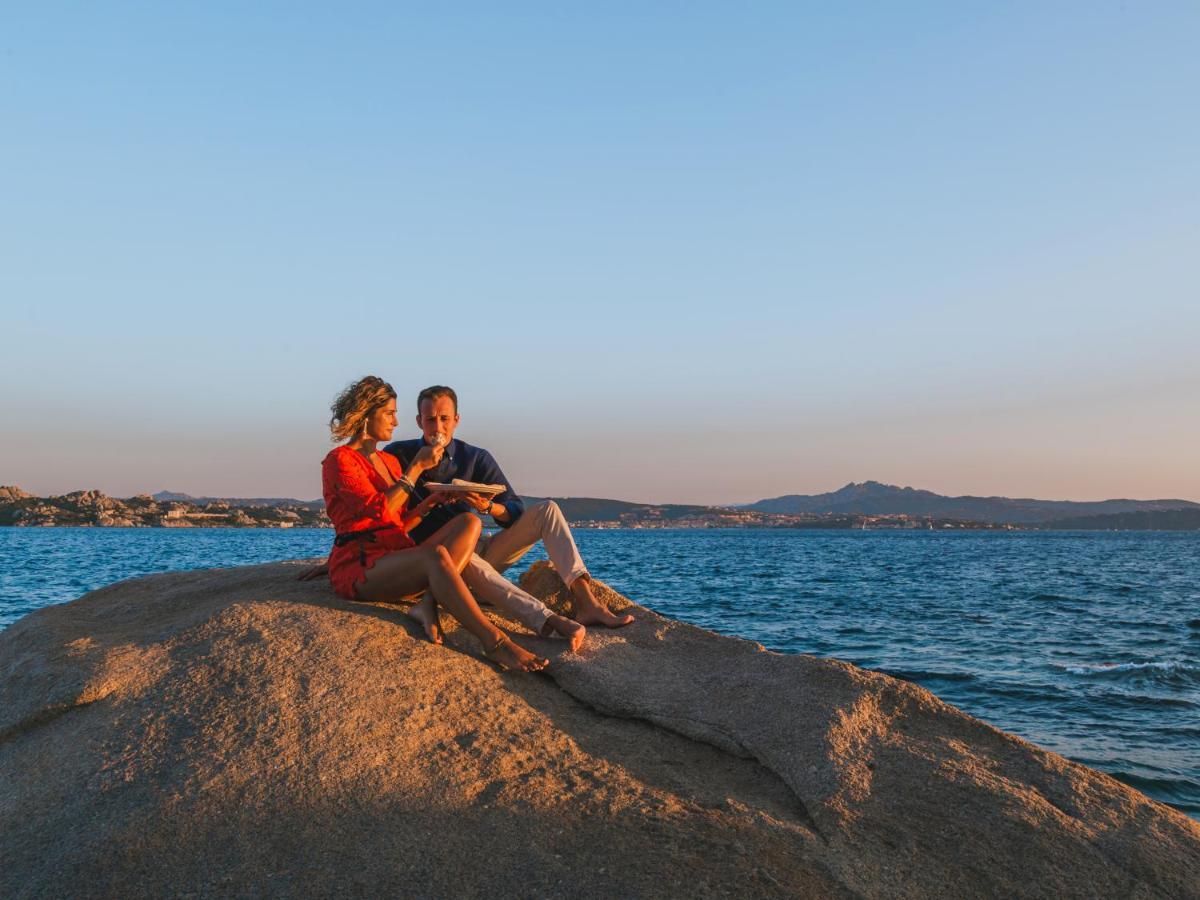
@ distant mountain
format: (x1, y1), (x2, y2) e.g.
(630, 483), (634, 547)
(152, 491), (323, 509)
(742, 481), (1200, 525)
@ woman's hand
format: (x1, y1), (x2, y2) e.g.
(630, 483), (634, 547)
(416, 491), (454, 515)
(297, 561), (329, 581)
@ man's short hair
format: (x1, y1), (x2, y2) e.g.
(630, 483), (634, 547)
(417, 385), (458, 413)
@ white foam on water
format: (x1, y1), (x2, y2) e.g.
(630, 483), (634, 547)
(1060, 660), (1198, 676)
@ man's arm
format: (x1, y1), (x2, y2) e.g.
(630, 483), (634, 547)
(473, 449), (525, 527)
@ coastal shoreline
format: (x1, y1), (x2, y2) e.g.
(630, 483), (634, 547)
(4, 485), (1198, 530)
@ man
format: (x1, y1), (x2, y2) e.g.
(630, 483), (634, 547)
(387, 385), (633, 635)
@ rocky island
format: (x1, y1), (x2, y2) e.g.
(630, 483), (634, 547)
(2, 563), (1197, 898)
(0, 486), (330, 528)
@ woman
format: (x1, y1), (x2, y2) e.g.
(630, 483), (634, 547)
(322, 375), (548, 673)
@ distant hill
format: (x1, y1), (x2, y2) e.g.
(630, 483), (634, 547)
(152, 491), (323, 510)
(521, 496), (726, 522)
(742, 481), (1200, 525)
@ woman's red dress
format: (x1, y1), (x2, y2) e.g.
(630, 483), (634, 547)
(321, 445), (417, 600)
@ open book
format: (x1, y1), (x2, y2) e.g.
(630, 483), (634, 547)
(423, 479), (506, 497)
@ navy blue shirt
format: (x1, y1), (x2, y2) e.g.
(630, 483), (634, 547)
(383, 437), (526, 544)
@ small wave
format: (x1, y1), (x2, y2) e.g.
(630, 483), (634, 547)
(1058, 661), (1200, 688)
(1105, 771), (1200, 812)
(1031, 593), (1076, 603)
(1061, 661), (1197, 676)
(983, 673), (1072, 700)
(879, 668), (977, 684)
(1081, 689), (1197, 710)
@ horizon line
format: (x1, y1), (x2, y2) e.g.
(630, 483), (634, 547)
(6, 481), (1200, 508)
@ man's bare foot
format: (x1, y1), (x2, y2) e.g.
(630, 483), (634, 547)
(573, 604), (634, 628)
(405, 596), (443, 644)
(570, 578), (634, 628)
(540, 614), (586, 652)
(484, 635), (549, 672)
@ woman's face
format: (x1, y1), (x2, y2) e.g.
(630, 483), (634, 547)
(365, 398), (398, 441)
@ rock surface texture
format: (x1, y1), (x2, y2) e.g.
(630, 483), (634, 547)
(2, 561), (1198, 899)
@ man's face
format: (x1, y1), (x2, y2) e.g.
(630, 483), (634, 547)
(417, 395), (460, 447)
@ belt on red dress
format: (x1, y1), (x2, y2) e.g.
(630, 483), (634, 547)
(334, 524), (402, 567)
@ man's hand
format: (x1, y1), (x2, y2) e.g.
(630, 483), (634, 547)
(462, 492), (494, 515)
(297, 561), (329, 581)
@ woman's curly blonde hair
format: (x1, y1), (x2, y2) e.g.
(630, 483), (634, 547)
(329, 375), (396, 441)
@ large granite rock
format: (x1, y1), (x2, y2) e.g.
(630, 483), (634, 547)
(1, 562), (1197, 898)
(0, 485), (33, 503)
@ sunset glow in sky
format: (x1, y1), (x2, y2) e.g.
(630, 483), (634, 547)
(3, 3), (1198, 504)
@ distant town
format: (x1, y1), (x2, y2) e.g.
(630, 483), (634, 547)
(2, 483), (1198, 531)
(553, 505), (1009, 531)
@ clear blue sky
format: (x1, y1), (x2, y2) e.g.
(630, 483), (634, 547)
(3, 2), (1198, 503)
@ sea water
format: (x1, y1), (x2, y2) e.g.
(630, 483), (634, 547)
(1, 527), (1196, 818)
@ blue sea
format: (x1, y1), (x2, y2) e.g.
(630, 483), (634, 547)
(2, 527), (1197, 819)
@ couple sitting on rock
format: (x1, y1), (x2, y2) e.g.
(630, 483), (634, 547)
(307, 376), (633, 673)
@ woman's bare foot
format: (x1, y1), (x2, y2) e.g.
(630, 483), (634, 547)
(570, 578), (634, 628)
(484, 635), (549, 672)
(405, 595), (443, 644)
(540, 614), (586, 652)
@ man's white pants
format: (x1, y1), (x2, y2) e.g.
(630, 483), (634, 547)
(460, 501), (589, 632)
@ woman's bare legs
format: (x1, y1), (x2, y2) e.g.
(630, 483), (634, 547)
(425, 512), (479, 571)
(356, 516), (548, 671)
(405, 595), (443, 645)
(405, 514), (482, 644)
